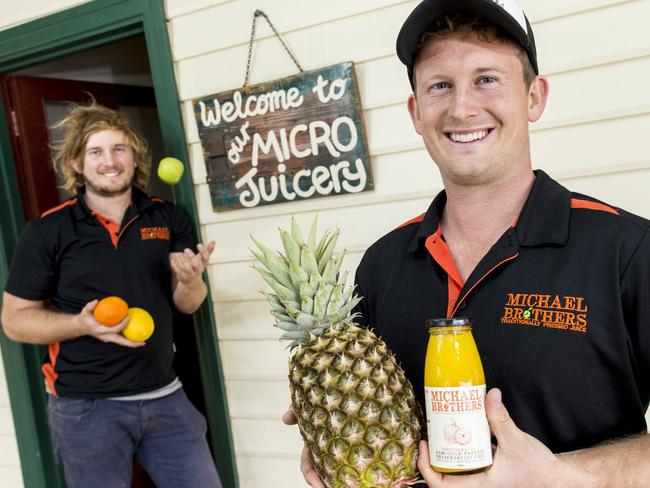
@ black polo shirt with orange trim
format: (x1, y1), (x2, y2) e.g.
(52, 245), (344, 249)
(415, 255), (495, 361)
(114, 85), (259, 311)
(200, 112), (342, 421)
(4, 187), (197, 398)
(354, 170), (650, 453)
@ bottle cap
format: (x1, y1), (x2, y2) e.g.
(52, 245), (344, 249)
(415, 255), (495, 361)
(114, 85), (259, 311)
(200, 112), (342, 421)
(426, 317), (472, 327)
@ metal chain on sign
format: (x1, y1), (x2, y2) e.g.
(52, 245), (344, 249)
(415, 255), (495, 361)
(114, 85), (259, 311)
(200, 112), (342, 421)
(244, 9), (304, 87)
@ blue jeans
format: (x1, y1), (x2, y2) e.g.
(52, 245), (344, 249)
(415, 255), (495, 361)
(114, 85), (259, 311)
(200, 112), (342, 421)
(47, 389), (222, 488)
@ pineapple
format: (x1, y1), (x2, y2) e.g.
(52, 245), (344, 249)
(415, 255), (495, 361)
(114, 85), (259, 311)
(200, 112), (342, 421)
(251, 217), (421, 488)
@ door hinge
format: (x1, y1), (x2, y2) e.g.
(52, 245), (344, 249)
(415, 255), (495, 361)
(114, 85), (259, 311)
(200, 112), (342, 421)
(10, 110), (19, 137)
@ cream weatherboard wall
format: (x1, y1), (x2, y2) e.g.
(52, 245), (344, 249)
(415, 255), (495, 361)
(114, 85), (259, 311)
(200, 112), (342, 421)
(166, 0), (650, 487)
(0, 0), (648, 487)
(1, 0), (89, 30)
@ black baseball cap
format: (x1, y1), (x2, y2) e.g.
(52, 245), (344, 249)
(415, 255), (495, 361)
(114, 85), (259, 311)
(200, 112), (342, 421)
(396, 0), (539, 88)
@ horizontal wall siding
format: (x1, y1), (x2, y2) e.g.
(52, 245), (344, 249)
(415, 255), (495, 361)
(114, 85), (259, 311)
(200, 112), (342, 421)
(166, 0), (650, 485)
(532, 0), (650, 73)
(531, 112), (650, 176)
(520, 0), (630, 22)
(235, 455), (306, 488)
(165, 0), (234, 19)
(169, 0), (408, 62)
(0, 0), (89, 30)
(173, 2), (415, 101)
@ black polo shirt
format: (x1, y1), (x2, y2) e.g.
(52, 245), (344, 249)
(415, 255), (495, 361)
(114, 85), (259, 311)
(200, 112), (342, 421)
(354, 170), (650, 453)
(4, 187), (197, 398)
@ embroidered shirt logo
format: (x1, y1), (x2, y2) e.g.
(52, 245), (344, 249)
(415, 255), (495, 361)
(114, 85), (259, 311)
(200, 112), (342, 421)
(140, 227), (170, 240)
(500, 292), (588, 334)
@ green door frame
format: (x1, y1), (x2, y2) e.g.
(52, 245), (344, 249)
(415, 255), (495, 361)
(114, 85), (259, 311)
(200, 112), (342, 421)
(0, 1), (238, 487)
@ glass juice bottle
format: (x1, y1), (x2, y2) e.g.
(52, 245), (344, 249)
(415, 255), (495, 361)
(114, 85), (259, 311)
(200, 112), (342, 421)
(424, 317), (492, 473)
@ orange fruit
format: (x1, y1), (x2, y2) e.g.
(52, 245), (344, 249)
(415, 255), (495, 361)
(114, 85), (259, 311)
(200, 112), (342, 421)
(93, 296), (129, 326)
(122, 307), (155, 342)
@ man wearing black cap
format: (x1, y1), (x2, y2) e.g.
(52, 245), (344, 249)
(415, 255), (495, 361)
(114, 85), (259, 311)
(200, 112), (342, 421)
(286, 0), (650, 486)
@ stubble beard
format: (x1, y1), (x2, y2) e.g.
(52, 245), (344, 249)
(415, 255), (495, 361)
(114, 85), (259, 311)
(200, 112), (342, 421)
(84, 174), (134, 198)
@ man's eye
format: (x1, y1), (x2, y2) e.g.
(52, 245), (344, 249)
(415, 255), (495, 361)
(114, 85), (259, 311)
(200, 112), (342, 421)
(88, 150), (100, 157)
(114, 147), (126, 153)
(478, 76), (496, 84)
(432, 82), (451, 90)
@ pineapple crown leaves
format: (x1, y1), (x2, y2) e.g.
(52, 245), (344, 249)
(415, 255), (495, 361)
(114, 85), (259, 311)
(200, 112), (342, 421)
(251, 216), (362, 348)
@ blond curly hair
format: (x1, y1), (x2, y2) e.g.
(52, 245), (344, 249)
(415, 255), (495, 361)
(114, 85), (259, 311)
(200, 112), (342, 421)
(52, 101), (152, 194)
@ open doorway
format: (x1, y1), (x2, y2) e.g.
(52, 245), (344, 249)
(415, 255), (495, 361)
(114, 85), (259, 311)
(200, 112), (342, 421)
(0, 2), (236, 488)
(2, 34), (212, 487)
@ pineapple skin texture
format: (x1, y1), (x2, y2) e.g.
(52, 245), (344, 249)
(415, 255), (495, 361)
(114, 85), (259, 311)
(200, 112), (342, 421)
(289, 323), (422, 488)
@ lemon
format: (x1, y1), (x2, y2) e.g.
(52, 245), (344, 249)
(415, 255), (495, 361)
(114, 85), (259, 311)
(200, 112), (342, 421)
(122, 307), (155, 342)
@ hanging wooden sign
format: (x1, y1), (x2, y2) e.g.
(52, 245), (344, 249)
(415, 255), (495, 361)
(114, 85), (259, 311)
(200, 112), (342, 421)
(193, 62), (373, 211)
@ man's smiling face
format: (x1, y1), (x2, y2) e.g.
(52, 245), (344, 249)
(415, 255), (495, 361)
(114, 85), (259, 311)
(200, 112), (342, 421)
(408, 32), (546, 188)
(75, 129), (136, 197)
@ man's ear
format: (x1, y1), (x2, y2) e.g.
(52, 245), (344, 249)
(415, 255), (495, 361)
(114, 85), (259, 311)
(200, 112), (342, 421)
(528, 75), (549, 123)
(407, 93), (423, 135)
(71, 160), (82, 174)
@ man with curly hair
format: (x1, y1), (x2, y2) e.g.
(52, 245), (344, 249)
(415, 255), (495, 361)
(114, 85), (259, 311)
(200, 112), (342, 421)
(1, 102), (221, 487)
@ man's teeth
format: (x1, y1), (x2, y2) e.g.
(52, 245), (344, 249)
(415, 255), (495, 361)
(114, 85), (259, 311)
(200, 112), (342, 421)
(103, 172), (119, 176)
(449, 130), (489, 143)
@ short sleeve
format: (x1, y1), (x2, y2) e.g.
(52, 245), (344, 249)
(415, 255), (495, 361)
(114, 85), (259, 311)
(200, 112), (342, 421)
(169, 205), (198, 253)
(4, 222), (56, 300)
(621, 227), (650, 386)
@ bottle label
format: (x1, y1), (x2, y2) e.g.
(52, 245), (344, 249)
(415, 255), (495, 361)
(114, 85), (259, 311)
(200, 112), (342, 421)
(424, 385), (492, 470)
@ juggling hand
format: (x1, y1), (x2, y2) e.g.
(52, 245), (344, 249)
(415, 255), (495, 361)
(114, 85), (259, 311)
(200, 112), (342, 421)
(170, 241), (215, 284)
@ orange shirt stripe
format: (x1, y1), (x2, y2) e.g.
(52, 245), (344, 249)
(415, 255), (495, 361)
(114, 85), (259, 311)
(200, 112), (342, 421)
(41, 342), (60, 396)
(424, 225), (464, 317)
(395, 213), (426, 230)
(41, 199), (78, 218)
(571, 198), (619, 216)
(91, 211), (121, 248)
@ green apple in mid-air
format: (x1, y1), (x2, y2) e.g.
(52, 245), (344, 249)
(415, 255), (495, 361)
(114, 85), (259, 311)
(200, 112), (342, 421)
(157, 157), (185, 185)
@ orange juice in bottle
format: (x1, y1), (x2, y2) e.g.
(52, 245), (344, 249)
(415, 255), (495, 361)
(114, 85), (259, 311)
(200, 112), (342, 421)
(424, 317), (492, 473)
